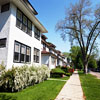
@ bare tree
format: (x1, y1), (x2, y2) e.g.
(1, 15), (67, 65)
(56, 0), (100, 73)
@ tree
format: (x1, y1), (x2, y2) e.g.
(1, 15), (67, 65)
(88, 56), (97, 70)
(56, 0), (100, 73)
(70, 46), (83, 70)
(63, 52), (71, 63)
(63, 52), (69, 57)
(70, 46), (80, 66)
(96, 58), (100, 70)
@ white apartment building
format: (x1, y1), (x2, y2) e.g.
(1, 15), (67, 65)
(0, 0), (47, 69)
(41, 35), (57, 69)
(41, 35), (67, 69)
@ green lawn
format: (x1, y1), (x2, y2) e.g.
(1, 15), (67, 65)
(0, 79), (67, 100)
(79, 71), (100, 100)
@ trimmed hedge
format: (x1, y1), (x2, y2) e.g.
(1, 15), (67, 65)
(51, 68), (66, 74)
(66, 73), (72, 76)
(50, 67), (74, 78)
(0, 65), (50, 92)
(61, 67), (69, 73)
(50, 68), (66, 78)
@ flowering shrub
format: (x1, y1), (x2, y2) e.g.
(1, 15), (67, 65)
(0, 62), (5, 76)
(0, 65), (50, 92)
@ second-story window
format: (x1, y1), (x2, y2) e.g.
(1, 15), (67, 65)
(22, 15), (27, 33)
(34, 26), (40, 40)
(43, 43), (46, 51)
(16, 9), (32, 36)
(28, 20), (32, 36)
(49, 49), (52, 53)
(16, 10), (22, 29)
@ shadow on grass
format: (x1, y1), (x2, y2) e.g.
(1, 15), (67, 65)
(0, 94), (17, 100)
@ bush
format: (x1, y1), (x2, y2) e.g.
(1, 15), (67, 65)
(66, 73), (72, 76)
(50, 68), (66, 78)
(0, 62), (6, 76)
(61, 67), (69, 73)
(88, 58), (97, 69)
(0, 65), (50, 92)
(56, 66), (62, 68)
(68, 67), (74, 73)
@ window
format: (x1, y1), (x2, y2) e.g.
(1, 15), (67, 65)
(51, 57), (56, 65)
(14, 41), (31, 63)
(14, 42), (20, 62)
(57, 59), (60, 65)
(49, 49), (52, 53)
(16, 9), (22, 29)
(0, 38), (6, 48)
(26, 47), (31, 62)
(20, 45), (26, 62)
(22, 15), (27, 32)
(1, 3), (10, 13)
(16, 9), (32, 36)
(34, 48), (40, 63)
(27, 20), (32, 36)
(34, 26), (40, 40)
(43, 43), (46, 51)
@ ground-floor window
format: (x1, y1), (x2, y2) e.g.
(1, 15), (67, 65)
(14, 42), (20, 62)
(34, 48), (40, 63)
(20, 45), (26, 62)
(14, 41), (31, 63)
(0, 38), (6, 48)
(51, 57), (56, 65)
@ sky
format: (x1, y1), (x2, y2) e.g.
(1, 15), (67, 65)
(29, 0), (100, 53)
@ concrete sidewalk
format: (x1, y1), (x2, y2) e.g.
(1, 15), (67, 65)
(90, 71), (100, 79)
(55, 71), (84, 100)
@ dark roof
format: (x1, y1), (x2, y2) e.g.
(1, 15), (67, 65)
(42, 39), (50, 47)
(23, 0), (38, 15)
(47, 42), (56, 48)
(41, 51), (57, 58)
(41, 34), (48, 40)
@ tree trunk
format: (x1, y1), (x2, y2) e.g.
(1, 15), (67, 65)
(83, 61), (88, 74)
(82, 55), (88, 74)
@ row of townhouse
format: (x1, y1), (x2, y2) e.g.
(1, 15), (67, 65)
(0, 0), (67, 70)
(41, 35), (67, 69)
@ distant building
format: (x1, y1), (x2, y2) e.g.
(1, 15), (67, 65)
(41, 35), (67, 69)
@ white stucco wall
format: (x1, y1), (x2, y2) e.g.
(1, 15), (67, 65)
(41, 54), (56, 69)
(0, 3), (42, 69)
(59, 60), (63, 66)
(50, 56), (56, 69)
(0, 5), (11, 66)
(41, 55), (49, 66)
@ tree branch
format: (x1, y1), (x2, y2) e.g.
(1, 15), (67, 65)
(64, 26), (80, 32)
(87, 31), (100, 61)
(86, 21), (100, 54)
